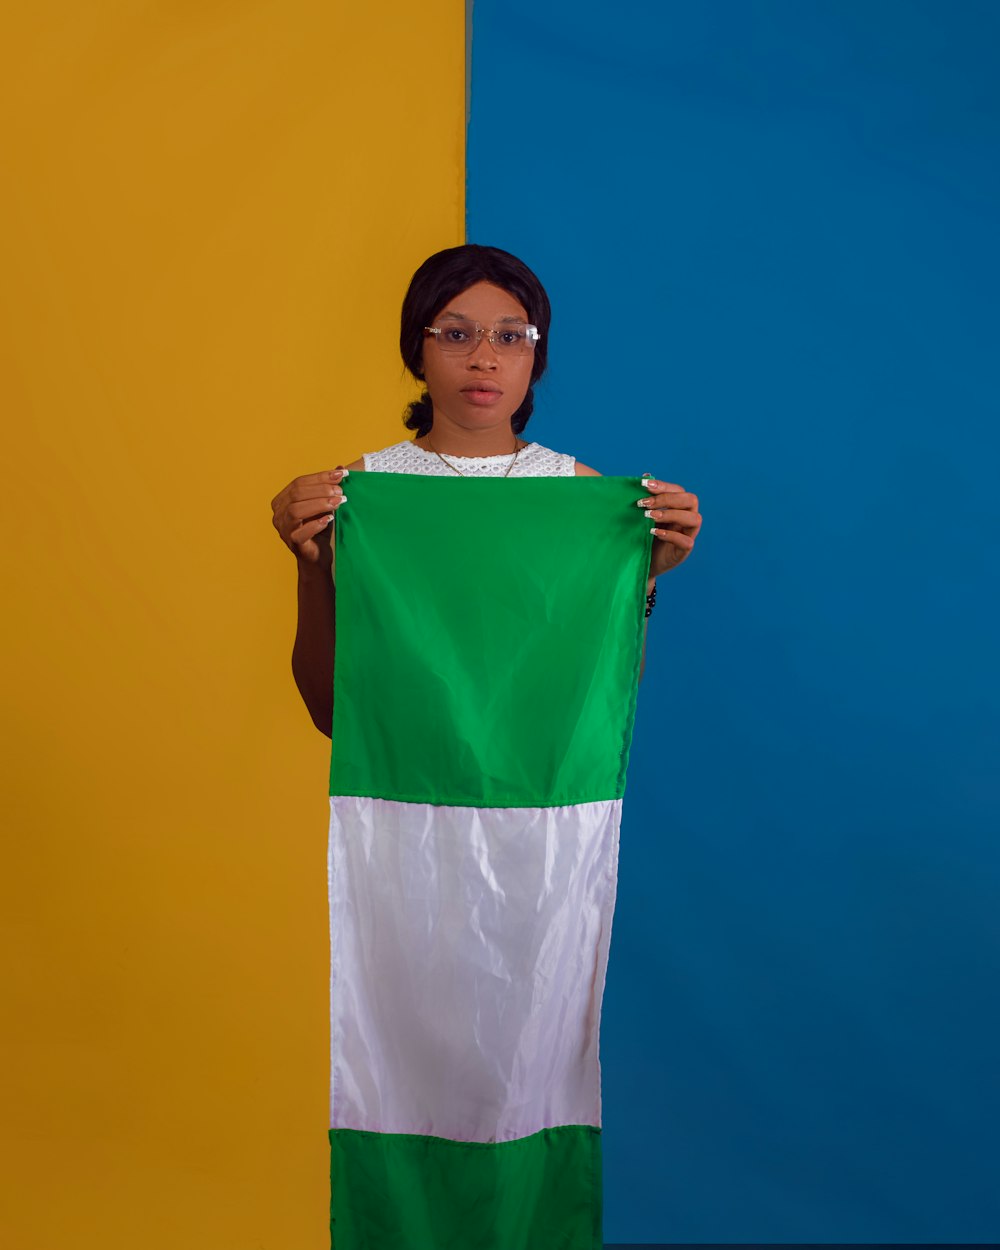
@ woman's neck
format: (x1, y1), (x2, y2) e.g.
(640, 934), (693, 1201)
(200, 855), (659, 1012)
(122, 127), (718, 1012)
(416, 422), (525, 458)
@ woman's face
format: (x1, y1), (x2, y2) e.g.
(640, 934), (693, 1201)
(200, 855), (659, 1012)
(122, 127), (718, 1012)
(420, 281), (535, 434)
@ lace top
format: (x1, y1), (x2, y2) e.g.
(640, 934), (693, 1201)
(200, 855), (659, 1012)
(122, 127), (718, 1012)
(362, 439), (576, 477)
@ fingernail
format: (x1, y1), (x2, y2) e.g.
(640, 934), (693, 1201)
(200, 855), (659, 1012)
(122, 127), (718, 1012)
(641, 477), (656, 488)
(636, 497), (652, 507)
(644, 509), (656, 520)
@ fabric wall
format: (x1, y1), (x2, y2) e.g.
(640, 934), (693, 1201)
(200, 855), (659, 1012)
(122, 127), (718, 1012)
(0, 5), (464, 1249)
(467, 1), (1000, 1244)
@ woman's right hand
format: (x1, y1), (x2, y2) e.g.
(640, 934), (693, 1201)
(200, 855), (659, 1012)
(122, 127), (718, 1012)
(270, 468), (349, 570)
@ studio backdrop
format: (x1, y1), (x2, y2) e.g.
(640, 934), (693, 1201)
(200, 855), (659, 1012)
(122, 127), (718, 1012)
(2, 2), (997, 1247)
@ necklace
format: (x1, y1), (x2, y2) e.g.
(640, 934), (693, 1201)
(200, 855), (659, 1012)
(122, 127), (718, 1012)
(422, 436), (523, 478)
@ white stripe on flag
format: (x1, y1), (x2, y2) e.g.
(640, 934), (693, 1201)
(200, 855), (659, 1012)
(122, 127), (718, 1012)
(328, 795), (621, 1143)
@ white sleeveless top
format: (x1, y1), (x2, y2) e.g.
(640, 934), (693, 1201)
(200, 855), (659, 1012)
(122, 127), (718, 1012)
(362, 439), (576, 477)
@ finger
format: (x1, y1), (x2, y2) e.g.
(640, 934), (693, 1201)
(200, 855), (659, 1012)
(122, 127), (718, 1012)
(286, 469), (350, 502)
(288, 512), (339, 562)
(271, 467), (350, 512)
(288, 513), (338, 565)
(273, 495), (340, 535)
(651, 527), (696, 548)
(282, 489), (346, 528)
(291, 512), (337, 544)
(645, 507), (702, 532)
(636, 490), (697, 510)
(641, 477), (685, 494)
(278, 488), (342, 536)
(286, 493), (348, 539)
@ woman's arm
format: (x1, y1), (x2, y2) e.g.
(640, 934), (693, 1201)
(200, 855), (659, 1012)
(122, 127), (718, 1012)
(292, 561), (337, 737)
(272, 460), (362, 736)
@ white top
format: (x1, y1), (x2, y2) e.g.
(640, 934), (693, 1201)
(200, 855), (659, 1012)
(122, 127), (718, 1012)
(362, 439), (576, 477)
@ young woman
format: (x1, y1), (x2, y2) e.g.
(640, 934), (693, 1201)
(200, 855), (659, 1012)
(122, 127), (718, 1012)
(271, 244), (704, 1247)
(270, 243), (703, 734)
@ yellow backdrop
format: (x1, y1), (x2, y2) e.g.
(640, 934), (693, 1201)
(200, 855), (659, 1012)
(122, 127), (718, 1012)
(0, 4), (464, 1247)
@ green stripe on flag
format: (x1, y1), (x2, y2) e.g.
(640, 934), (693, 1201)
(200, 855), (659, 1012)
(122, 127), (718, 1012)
(330, 474), (652, 807)
(329, 1124), (602, 1250)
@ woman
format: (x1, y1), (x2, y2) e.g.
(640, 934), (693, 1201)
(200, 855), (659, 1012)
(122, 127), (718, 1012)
(271, 243), (702, 736)
(271, 244), (703, 1248)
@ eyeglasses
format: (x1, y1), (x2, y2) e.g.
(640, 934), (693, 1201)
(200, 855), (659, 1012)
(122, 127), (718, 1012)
(423, 319), (540, 356)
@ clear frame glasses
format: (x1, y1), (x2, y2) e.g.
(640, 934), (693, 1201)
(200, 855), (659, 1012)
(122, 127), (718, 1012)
(423, 318), (540, 356)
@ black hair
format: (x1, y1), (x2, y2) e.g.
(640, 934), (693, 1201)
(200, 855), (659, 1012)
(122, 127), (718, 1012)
(399, 243), (551, 437)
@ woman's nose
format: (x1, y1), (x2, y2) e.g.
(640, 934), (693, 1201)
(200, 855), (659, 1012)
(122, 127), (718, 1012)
(467, 336), (498, 367)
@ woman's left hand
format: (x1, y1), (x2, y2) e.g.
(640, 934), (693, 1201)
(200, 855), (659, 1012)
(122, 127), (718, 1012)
(637, 477), (702, 582)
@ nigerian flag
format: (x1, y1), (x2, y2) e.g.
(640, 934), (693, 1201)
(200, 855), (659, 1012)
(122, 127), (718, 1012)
(328, 472), (652, 1250)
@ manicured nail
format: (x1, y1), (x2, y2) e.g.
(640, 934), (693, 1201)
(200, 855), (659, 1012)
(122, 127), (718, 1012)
(641, 477), (656, 489)
(636, 497), (652, 507)
(644, 509), (656, 520)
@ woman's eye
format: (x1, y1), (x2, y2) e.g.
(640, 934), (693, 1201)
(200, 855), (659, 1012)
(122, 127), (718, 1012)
(444, 328), (470, 343)
(499, 331), (522, 346)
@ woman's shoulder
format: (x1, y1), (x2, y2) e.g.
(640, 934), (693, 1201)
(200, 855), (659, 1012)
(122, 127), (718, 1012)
(515, 442), (577, 477)
(343, 441), (412, 472)
(520, 443), (599, 475)
(358, 441), (431, 473)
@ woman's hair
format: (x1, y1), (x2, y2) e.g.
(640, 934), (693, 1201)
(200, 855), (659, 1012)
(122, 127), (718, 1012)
(399, 244), (551, 436)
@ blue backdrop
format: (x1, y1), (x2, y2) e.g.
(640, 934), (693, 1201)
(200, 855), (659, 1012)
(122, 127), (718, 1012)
(468, 1), (1000, 1242)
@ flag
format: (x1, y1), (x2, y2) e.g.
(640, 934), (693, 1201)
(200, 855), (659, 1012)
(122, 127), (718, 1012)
(328, 472), (652, 1249)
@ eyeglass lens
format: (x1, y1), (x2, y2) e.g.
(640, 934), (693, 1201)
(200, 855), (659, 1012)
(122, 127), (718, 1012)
(431, 319), (537, 355)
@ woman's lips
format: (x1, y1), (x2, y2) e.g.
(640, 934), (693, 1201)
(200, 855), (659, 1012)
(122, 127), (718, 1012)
(460, 388), (504, 406)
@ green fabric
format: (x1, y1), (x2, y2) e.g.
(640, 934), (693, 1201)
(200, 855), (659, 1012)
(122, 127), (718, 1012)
(330, 474), (652, 807)
(329, 1125), (602, 1250)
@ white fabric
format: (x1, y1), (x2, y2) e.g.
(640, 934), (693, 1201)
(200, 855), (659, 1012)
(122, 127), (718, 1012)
(328, 795), (621, 1143)
(362, 439), (576, 477)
